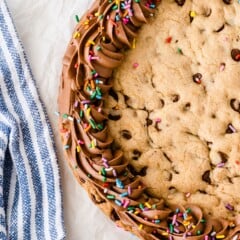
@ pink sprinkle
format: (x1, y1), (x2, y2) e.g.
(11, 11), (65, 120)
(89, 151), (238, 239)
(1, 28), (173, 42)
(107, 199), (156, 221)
(229, 124), (236, 133)
(217, 162), (225, 168)
(74, 101), (79, 108)
(155, 118), (161, 123)
(103, 162), (109, 168)
(185, 192), (191, 198)
(98, 107), (102, 112)
(174, 227), (180, 233)
(113, 169), (117, 177)
(128, 186), (132, 196)
(133, 62), (139, 68)
(172, 214), (177, 225)
(102, 157), (108, 162)
(77, 139), (84, 145)
(91, 56), (99, 60)
(204, 235), (209, 240)
(94, 73), (98, 78)
(123, 199), (130, 208)
(219, 63), (226, 72)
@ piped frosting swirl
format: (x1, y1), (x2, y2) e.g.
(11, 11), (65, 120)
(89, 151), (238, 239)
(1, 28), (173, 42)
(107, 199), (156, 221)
(58, 0), (240, 239)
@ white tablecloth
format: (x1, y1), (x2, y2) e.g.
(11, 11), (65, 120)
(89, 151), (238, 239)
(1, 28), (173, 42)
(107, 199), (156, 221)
(6, 0), (138, 239)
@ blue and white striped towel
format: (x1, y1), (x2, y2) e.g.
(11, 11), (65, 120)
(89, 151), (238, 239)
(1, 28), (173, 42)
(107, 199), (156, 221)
(0, 0), (65, 239)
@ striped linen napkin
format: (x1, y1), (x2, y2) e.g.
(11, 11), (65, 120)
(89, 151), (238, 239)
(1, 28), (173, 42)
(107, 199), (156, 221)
(0, 0), (65, 239)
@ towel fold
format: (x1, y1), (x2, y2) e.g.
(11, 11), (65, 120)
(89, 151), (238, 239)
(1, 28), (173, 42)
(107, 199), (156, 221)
(0, 0), (65, 239)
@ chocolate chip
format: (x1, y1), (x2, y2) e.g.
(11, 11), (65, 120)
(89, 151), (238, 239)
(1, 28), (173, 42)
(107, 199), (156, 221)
(223, 0), (232, 4)
(225, 123), (236, 134)
(172, 94), (180, 102)
(230, 99), (240, 113)
(163, 152), (172, 163)
(202, 170), (211, 184)
(175, 0), (185, 6)
(231, 49), (240, 61)
(79, 178), (86, 184)
(192, 73), (202, 84)
(204, 8), (212, 17)
(214, 24), (225, 33)
(110, 209), (120, 221)
(139, 166), (148, 176)
(160, 99), (165, 108)
(120, 130), (132, 139)
(108, 114), (121, 121)
(109, 88), (118, 101)
(132, 149), (142, 160)
(184, 102), (191, 111)
(198, 190), (207, 194)
(128, 165), (147, 176)
(146, 118), (153, 126)
(218, 151), (228, 163)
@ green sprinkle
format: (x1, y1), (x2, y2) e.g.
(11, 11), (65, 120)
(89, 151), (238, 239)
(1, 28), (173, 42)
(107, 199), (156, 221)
(155, 219), (161, 224)
(89, 118), (96, 129)
(80, 110), (84, 118)
(152, 204), (157, 209)
(75, 15), (80, 23)
(96, 45), (101, 51)
(127, 206), (135, 211)
(197, 230), (202, 235)
(102, 176), (107, 182)
(139, 203), (144, 210)
(90, 91), (97, 99)
(200, 219), (206, 223)
(74, 165), (78, 169)
(177, 48), (183, 55)
(87, 174), (92, 178)
(186, 208), (191, 213)
(134, 0), (140, 2)
(62, 113), (68, 119)
(123, 171), (128, 176)
(86, 86), (91, 92)
(108, 0), (112, 2)
(169, 224), (174, 234)
(98, 14), (104, 20)
(97, 123), (104, 130)
(91, 70), (97, 75)
(96, 86), (102, 95)
(112, 4), (118, 10)
(107, 194), (115, 199)
(101, 167), (106, 176)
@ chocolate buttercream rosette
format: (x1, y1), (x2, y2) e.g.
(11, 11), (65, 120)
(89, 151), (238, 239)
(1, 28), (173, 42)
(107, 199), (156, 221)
(58, 0), (240, 239)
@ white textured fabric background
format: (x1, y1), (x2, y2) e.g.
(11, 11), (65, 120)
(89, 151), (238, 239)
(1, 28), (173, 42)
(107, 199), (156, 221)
(6, 0), (138, 239)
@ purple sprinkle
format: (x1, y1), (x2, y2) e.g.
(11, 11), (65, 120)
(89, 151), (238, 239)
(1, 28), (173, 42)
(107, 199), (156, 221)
(217, 162), (225, 168)
(225, 203), (234, 211)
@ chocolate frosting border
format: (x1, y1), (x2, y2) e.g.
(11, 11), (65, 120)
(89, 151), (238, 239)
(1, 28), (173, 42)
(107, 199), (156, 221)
(58, 0), (240, 239)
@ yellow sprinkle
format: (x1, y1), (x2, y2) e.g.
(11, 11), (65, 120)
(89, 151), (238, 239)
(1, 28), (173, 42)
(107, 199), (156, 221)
(216, 235), (225, 239)
(183, 221), (190, 226)
(84, 20), (89, 25)
(86, 108), (91, 117)
(88, 40), (95, 46)
(76, 146), (81, 152)
(190, 11), (196, 17)
(102, 36), (106, 42)
(134, 210), (140, 215)
(73, 32), (80, 39)
(161, 232), (168, 236)
(91, 140), (96, 148)
(154, 215), (158, 220)
(94, 12), (99, 17)
(115, 0), (120, 5)
(145, 202), (151, 208)
(132, 38), (136, 49)
(191, 224), (196, 229)
(138, 224), (143, 230)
